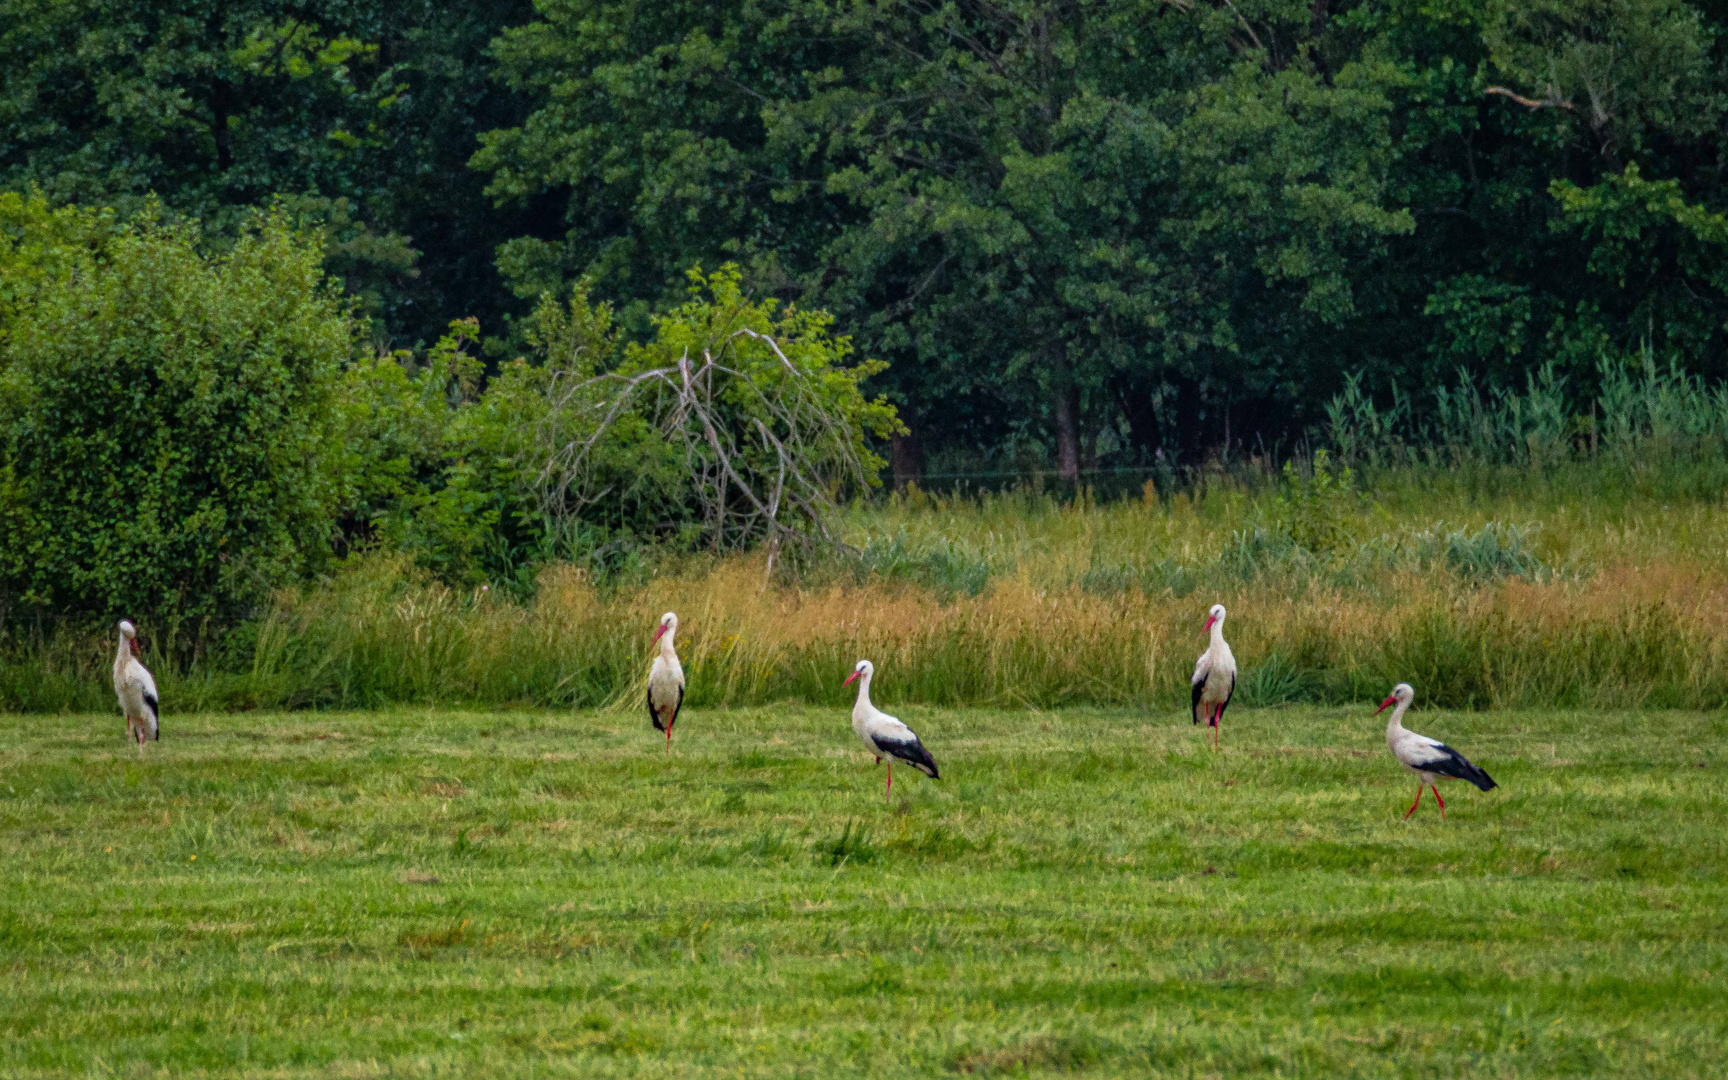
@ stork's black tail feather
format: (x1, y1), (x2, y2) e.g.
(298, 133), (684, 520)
(1427, 745), (1498, 792)
(144, 692), (160, 739)
(876, 735), (940, 779)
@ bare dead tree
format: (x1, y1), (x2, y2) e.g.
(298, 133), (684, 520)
(533, 325), (881, 573)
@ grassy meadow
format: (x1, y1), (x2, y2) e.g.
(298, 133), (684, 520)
(5, 458), (1726, 1074)
(2, 701), (1724, 1077)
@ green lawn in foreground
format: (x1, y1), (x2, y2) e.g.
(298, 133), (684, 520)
(1, 703), (1724, 1078)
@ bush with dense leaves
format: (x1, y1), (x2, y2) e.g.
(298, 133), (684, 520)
(333, 319), (551, 589)
(0, 195), (356, 631)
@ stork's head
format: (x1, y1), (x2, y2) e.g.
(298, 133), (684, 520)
(651, 611), (678, 646)
(117, 620), (137, 640)
(1202, 603), (1226, 632)
(842, 659), (874, 688)
(1374, 682), (1415, 714)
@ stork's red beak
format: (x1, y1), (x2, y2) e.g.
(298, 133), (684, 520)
(1373, 695), (1397, 714)
(842, 672), (860, 687)
(1202, 615), (1216, 633)
(651, 624), (668, 646)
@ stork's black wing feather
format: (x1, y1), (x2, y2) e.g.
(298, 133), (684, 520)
(144, 691), (160, 739)
(1422, 743), (1497, 791)
(872, 734), (939, 779)
(648, 684), (684, 733)
(1190, 679), (1204, 725)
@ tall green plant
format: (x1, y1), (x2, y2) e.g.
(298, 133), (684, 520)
(1324, 351), (1728, 472)
(335, 319), (551, 587)
(0, 195), (356, 632)
(1272, 450), (1372, 554)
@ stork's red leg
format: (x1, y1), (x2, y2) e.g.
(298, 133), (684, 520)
(1212, 704), (1220, 749)
(665, 722), (672, 756)
(1403, 785), (1423, 820)
(1431, 785), (1445, 819)
(885, 762), (892, 806)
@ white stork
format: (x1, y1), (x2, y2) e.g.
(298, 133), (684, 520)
(1190, 603), (1236, 749)
(646, 611), (685, 754)
(112, 620), (159, 755)
(1375, 682), (1498, 819)
(842, 660), (939, 806)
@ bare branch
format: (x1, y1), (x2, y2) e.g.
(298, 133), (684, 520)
(1217, 0), (1268, 57)
(1485, 86), (1574, 111)
(529, 324), (873, 561)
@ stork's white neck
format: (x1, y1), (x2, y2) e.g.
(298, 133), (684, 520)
(658, 627), (677, 659)
(1209, 618), (1226, 648)
(115, 634), (131, 665)
(852, 671), (874, 711)
(1385, 700), (1410, 736)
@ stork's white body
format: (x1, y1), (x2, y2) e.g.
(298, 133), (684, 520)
(646, 613), (685, 753)
(1190, 605), (1237, 748)
(1378, 683), (1497, 819)
(1385, 706), (1453, 781)
(845, 661), (939, 805)
(112, 621), (159, 755)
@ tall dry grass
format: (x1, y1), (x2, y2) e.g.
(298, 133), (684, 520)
(249, 555), (1725, 710)
(6, 470), (1728, 713)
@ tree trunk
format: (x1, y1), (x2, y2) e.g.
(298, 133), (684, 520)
(1054, 368), (1081, 483)
(1171, 376), (1208, 465)
(210, 79), (235, 171)
(1117, 380), (1161, 461)
(890, 427), (925, 490)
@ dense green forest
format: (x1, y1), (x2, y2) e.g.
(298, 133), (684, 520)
(5, 0), (1728, 631)
(8, 0), (1727, 469)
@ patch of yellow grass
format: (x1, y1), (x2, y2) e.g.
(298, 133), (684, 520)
(256, 532), (1728, 710)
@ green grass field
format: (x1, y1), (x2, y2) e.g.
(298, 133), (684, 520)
(2, 703), (1724, 1078)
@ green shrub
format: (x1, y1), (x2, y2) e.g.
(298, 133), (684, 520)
(334, 320), (549, 589)
(1236, 653), (1310, 707)
(1273, 449), (1368, 552)
(1426, 522), (1553, 583)
(332, 268), (904, 587)
(0, 195), (356, 631)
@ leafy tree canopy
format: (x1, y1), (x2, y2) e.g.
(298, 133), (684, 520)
(6, 0), (1728, 492)
(0, 0), (541, 344)
(476, 0), (1427, 473)
(0, 194), (356, 630)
